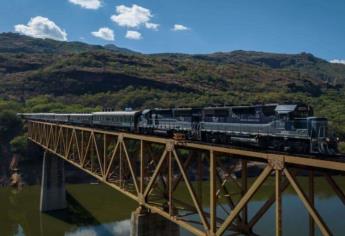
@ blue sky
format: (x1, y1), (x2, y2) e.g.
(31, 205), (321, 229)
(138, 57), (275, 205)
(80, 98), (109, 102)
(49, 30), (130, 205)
(0, 0), (344, 61)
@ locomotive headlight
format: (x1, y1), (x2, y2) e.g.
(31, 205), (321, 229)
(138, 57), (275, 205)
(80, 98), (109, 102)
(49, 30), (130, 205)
(326, 138), (330, 142)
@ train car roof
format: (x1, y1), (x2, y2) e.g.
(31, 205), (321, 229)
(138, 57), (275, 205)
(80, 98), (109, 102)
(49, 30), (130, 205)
(204, 104), (279, 110)
(29, 113), (56, 115)
(92, 111), (139, 116)
(69, 113), (93, 116)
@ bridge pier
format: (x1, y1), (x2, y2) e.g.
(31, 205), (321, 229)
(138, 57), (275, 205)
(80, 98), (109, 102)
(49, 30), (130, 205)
(131, 207), (180, 236)
(40, 151), (67, 212)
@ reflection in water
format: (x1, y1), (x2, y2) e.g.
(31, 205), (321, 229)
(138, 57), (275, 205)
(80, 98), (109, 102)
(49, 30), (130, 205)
(0, 184), (137, 236)
(111, 220), (131, 235)
(65, 220), (130, 236)
(1, 177), (345, 236)
(66, 228), (98, 236)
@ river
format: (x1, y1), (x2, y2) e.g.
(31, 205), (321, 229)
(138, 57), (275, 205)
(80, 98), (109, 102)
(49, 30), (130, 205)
(1, 165), (345, 236)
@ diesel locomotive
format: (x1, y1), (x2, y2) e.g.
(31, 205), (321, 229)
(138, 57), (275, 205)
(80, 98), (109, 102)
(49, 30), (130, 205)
(19, 103), (338, 155)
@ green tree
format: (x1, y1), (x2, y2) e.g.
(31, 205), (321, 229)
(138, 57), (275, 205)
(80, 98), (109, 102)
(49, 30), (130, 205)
(0, 110), (22, 143)
(10, 135), (27, 156)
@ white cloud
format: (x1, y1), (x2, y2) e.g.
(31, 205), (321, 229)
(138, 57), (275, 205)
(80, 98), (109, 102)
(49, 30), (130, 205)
(126, 30), (142, 40)
(68, 0), (102, 10)
(111, 4), (158, 31)
(91, 27), (114, 41)
(172, 24), (190, 31)
(330, 59), (345, 65)
(14, 16), (67, 41)
(145, 22), (159, 30)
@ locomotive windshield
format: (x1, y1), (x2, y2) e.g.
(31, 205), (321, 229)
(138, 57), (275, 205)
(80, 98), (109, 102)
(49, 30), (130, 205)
(275, 104), (313, 120)
(293, 105), (313, 118)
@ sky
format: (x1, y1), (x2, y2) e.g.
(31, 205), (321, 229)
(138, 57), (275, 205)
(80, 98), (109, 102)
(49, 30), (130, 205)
(0, 0), (344, 62)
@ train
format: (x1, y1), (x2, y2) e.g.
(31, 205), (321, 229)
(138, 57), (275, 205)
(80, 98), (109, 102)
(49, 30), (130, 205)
(19, 103), (338, 155)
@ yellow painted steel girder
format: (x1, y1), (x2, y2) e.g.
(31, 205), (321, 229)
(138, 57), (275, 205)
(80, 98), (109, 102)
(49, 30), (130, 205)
(26, 120), (345, 236)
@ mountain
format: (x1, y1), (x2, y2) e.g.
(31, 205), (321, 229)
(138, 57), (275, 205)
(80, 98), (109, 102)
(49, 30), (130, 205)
(0, 33), (138, 54)
(0, 33), (345, 127)
(103, 44), (138, 54)
(1, 33), (345, 98)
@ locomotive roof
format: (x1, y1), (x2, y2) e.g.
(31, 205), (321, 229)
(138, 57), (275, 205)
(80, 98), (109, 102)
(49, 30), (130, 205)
(275, 105), (297, 114)
(92, 111), (139, 116)
(203, 104), (279, 110)
(54, 113), (71, 116)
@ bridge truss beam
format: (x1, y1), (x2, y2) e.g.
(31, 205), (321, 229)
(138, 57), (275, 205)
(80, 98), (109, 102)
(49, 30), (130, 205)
(27, 121), (345, 236)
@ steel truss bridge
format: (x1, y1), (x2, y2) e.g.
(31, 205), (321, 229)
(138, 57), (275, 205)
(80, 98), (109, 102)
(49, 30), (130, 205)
(27, 120), (345, 236)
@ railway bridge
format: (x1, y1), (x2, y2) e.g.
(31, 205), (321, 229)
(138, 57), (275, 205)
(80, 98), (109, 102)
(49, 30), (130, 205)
(26, 120), (345, 236)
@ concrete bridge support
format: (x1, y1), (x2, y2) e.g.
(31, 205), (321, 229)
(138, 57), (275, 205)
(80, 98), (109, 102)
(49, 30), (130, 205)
(131, 207), (180, 236)
(40, 151), (67, 212)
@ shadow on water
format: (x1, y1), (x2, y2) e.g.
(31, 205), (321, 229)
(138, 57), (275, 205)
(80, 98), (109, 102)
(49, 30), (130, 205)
(45, 191), (102, 226)
(40, 191), (126, 236)
(0, 183), (136, 236)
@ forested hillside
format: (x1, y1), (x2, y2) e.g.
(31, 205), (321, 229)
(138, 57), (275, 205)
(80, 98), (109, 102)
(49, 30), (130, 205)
(1, 32), (345, 161)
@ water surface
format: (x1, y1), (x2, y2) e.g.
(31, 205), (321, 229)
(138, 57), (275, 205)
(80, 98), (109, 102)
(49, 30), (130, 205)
(1, 177), (345, 236)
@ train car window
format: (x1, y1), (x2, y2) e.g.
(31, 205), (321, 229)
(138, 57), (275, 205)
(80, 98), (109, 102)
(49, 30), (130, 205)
(174, 109), (192, 117)
(232, 107), (257, 121)
(232, 107), (256, 115)
(153, 110), (173, 119)
(294, 119), (307, 129)
(214, 109), (229, 122)
(174, 109), (193, 122)
(204, 115), (213, 122)
(214, 109), (228, 117)
(262, 106), (276, 116)
(204, 109), (229, 122)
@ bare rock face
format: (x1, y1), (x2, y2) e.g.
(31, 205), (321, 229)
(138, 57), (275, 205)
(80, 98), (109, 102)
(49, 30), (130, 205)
(0, 146), (23, 187)
(10, 171), (23, 190)
(0, 144), (11, 186)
